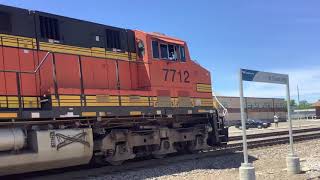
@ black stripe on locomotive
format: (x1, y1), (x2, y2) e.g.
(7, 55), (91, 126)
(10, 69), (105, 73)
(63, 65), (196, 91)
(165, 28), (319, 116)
(0, 4), (136, 53)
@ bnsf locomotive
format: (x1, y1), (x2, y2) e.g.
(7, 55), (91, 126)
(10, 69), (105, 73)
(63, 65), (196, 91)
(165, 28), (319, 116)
(0, 4), (228, 175)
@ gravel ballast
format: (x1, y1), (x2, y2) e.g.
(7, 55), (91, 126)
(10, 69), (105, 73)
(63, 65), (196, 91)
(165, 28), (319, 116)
(86, 139), (320, 180)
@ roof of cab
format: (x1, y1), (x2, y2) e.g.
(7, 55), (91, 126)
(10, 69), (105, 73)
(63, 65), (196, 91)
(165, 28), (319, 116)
(135, 30), (186, 45)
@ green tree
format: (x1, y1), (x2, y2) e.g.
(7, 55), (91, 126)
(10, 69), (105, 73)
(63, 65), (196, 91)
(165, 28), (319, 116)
(290, 100), (297, 107)
(284, 100), (297, 110)
(297, 100), (312, 109)
(285, 100), (297, 107)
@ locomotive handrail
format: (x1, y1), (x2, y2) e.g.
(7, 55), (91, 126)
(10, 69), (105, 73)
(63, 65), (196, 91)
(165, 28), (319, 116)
(34, 52), (51, 73)
(0, 52), (51, 74)
(0, 51), (53, 111)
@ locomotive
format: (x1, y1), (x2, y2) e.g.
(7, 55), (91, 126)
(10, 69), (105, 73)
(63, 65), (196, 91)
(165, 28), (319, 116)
(0, 4), (228, 175)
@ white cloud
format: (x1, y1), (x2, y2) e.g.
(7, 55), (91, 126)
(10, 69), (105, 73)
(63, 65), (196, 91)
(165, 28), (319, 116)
(216, 67), (320, 102)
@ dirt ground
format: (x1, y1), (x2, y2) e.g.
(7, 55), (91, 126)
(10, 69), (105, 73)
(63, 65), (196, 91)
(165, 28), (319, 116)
(83, 139), (320, 180)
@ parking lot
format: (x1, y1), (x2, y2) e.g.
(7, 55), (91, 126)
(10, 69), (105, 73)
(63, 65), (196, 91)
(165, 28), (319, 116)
(229, 119), (320, 137)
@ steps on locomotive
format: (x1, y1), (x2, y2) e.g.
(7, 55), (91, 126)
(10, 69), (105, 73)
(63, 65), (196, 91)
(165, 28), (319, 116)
(217, 116), (229, 144)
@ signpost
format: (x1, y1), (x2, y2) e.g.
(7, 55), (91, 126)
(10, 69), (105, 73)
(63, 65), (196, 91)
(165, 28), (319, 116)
(239, 69), (300, 180)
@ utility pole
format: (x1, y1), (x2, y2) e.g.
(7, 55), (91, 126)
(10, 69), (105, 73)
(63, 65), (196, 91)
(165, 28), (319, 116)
(297, 85), (300, 106)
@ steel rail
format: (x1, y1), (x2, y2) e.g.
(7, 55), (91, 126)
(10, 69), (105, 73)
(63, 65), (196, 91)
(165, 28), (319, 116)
(229, 126), (320, 141)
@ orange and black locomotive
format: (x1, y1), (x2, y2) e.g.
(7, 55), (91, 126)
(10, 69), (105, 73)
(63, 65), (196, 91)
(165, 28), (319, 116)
(0, 4), (228, 175)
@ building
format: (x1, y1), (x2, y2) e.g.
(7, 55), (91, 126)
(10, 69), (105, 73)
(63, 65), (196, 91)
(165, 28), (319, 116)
(312, 101), (320, 118)
(292, 109), (316, 119)
(214, 96), (287, 125)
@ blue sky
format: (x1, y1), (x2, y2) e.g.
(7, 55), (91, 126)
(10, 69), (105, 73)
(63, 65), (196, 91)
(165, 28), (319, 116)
(1, 0), (319, 102)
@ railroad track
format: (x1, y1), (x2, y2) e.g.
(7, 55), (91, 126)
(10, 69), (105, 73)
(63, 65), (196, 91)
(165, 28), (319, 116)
(229, 127), (320, 141)
(8, 127), (320, 180)
(229, 127), (320, 150)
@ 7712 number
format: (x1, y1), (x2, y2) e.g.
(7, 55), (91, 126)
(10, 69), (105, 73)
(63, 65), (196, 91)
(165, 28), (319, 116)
(163, 68), (190, 83)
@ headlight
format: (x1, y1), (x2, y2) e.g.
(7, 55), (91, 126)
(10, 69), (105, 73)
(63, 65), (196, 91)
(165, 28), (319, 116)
(263, 123), (267, 125)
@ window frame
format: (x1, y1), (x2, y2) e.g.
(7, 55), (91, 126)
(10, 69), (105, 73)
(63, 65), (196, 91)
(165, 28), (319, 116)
(160, 43), (169, 59)
(151, 40), (160, 59)
(168, 44), (176, 61)
(179, 46), (186, 62)
(152, 39), (187, 62)
(175, 45), (181, 60)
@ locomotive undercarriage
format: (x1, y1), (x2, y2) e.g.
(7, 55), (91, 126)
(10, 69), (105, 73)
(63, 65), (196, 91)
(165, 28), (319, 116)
(91, 113), (227, 165)
(0, 112), (228, 176)
(98, 125), (210, 165)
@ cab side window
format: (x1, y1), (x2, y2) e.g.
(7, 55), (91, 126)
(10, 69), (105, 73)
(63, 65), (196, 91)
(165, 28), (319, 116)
(152, 41), (159, 58)
(152, 39), (186, 62)
(160, 44), (168, 59)
(179, 46), (186, 62)
(168, 45), (176, 60)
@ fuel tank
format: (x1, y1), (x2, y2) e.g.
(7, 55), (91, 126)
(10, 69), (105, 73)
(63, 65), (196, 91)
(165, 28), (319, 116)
(0, 128), (93, 176)
(0, 128), (25, 152)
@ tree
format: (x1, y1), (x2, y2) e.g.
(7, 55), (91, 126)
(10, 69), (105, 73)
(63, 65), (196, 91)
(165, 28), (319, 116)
(297, 100), (312, 109)
(290, 100), (297, 107)
(285, 100), (297, 108)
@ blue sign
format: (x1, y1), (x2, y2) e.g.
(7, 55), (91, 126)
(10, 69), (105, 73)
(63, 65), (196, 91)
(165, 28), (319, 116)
(241, 69), (288, 85)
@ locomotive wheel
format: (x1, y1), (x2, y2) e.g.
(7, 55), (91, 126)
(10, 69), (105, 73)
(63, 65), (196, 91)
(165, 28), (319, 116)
(187, 136), (204, 153)
(185, 142), (197, 154)
(108, 160), (124, 166)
